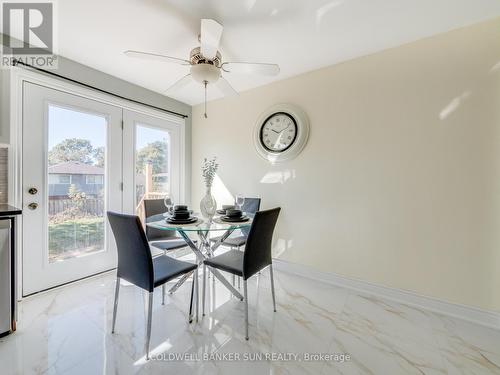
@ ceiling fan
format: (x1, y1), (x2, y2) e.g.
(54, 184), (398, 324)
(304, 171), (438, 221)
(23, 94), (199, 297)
(124, 19), (280, 118)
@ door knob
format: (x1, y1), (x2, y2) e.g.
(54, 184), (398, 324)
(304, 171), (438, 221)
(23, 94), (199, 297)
(28, 187), (38, 195)
(28, 202), (38, 210)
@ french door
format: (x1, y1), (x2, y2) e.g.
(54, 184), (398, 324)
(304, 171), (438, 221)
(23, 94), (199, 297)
(22, 82), (182, 295)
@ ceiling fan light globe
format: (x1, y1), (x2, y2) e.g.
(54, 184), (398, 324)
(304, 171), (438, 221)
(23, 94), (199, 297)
(190, 64), (220, 84)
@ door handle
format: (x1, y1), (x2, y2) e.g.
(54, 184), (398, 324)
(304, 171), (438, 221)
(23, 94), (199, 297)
(28, 187), (38, 195)
(28, 202), (38, 210)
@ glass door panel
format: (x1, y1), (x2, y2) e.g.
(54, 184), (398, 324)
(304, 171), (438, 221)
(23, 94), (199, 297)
(47, 104), (107, 263)
(122, 109), (182, 218)
(135, 124), (171, 212)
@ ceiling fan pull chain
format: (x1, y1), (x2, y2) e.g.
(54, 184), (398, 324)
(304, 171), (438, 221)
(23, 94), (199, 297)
(204, 80), (208, 118)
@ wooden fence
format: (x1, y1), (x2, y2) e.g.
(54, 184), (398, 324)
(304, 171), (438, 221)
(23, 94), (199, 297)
(48, 198), (104, 216)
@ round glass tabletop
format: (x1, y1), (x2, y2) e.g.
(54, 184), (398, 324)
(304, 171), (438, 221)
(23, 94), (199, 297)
(146, 213), (253, 232)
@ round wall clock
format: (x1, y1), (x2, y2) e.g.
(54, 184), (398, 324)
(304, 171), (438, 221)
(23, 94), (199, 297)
(253, 104), (310, 163)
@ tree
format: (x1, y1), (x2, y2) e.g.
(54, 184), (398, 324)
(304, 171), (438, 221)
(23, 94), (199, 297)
(48, 138), (95, 165)
(136, 140), (168, 175)
(93, 147), (105, 167)
(60, 184), (87, 218)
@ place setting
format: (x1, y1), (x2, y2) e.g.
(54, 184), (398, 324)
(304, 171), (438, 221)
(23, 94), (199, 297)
(216, 208), (251, 223)
(164, 205), (200, 225)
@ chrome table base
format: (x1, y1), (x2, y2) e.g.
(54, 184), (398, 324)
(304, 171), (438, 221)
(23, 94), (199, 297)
(170, 227), (244, 319)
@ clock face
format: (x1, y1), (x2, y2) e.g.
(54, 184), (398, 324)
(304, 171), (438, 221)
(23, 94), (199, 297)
(259, 112), (298, 153)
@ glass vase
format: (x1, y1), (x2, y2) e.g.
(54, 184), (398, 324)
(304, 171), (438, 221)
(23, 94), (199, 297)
(200, 187), (217, 221)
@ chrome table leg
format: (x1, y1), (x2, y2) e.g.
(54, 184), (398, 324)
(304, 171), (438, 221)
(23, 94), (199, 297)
(168, 270), (193, 294)
(178, 229), (244, 300)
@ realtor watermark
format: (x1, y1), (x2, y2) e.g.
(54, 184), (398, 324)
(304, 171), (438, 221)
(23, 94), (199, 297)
(150, 352), (351, 363)
(1, 1), (58, 69)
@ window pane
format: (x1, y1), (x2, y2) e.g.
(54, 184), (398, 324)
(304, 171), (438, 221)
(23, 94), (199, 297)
(47, 105), (106, 263)
(59, 175), (71, 184)
(135, 125), (170, 212)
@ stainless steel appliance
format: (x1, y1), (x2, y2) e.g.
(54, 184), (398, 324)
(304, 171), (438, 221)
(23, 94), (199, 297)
(0, 219), (13, 336)
(0, 206), (21, 337)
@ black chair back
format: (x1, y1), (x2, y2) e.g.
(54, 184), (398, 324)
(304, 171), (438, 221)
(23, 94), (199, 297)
(107, 211), (154, 292)
(241, 197), (261, 237)
(144, 199), (176, 239)
(243, 207), (281, 280)
(242, 197), (261, 214)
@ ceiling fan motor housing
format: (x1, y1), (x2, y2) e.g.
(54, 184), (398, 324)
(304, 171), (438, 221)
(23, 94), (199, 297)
(190, 47), (222, 84)
(190, 47), (222, 67)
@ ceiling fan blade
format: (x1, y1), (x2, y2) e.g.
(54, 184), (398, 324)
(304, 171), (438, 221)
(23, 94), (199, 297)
(215, 76), (238, 97)
(200, 19), (223, 60)
(124, 50), (191, 65)
(222, 62), (280, 76)
(165, 74), (193, 94)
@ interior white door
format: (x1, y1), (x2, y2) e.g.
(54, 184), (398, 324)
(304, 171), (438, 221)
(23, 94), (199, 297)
(22, 82), (123, 295)
(122, 109), (183, 215)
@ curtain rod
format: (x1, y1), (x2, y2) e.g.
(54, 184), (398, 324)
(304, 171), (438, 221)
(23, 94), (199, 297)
(12, 59), (189, 119)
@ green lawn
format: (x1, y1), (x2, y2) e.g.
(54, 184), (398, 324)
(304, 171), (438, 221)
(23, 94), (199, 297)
(48, 217), (104, 262)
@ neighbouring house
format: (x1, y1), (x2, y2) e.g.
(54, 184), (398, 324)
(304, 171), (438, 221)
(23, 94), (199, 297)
(48, 161), (104, 198)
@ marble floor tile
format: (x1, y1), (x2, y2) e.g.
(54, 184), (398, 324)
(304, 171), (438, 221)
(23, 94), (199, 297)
(1, 266), (499, 375)
(430, 313), (500, 374)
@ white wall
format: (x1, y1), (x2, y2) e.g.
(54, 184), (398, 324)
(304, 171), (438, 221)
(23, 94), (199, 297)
(192, 17), (500, 312)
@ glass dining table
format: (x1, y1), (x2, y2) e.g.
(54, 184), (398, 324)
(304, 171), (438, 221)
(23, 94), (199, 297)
(146, 213), (252, 305)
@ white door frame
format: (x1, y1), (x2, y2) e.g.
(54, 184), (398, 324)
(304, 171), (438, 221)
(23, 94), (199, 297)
(8, 66), (187, 299)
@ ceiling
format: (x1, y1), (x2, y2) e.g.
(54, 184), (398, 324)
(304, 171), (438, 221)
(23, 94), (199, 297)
(56, 0), (500, 105)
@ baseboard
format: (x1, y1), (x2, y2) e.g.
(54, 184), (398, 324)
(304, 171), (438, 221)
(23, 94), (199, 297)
(273, 259), (500, 330)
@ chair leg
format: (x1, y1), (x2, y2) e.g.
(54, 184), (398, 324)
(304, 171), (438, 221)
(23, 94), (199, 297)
(188, 274), (195, 323)
(243, 280), (249, 340)
(111, 278), (120, 333)
(202, 264), (206, 316)
(145, 292), (153, 360)
(270, 264), (277, 312)
(162, 284), (166, 305)
(194, 268), (199, 322)
(232, 274), (235, 287)
(238, 245), (243, 288)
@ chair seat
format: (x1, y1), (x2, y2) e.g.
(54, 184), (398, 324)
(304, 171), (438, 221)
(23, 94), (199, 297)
(150, 238), (193, 251)
(210, 235), (247, 247)
(153, 255), (197, 288)
(204, 250), (243, 277)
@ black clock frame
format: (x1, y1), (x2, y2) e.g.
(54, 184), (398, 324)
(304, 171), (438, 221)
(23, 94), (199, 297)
(259, 112), (298, 153)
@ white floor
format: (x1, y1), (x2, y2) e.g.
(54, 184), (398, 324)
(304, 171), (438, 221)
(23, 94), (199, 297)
(1, 265), (499, 375)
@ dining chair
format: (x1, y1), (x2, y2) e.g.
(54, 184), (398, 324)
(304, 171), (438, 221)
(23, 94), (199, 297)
(210, 197), (261, 287)
(144, 199), (193, 254)
(107, 211), (199, 360)
(203, 207), (281, 340)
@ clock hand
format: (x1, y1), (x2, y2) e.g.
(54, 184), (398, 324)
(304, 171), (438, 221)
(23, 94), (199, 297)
(277, 124), (290, 134)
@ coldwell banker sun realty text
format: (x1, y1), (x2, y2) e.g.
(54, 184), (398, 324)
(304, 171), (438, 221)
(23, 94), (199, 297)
(151, 352), (352, 363)
(1, 1), (58, 68)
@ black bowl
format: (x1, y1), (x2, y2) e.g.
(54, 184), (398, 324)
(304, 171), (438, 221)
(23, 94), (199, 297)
(226, 209), (242, 218)
(174, 205), (188, 211)
(172, 211), (190, 219)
